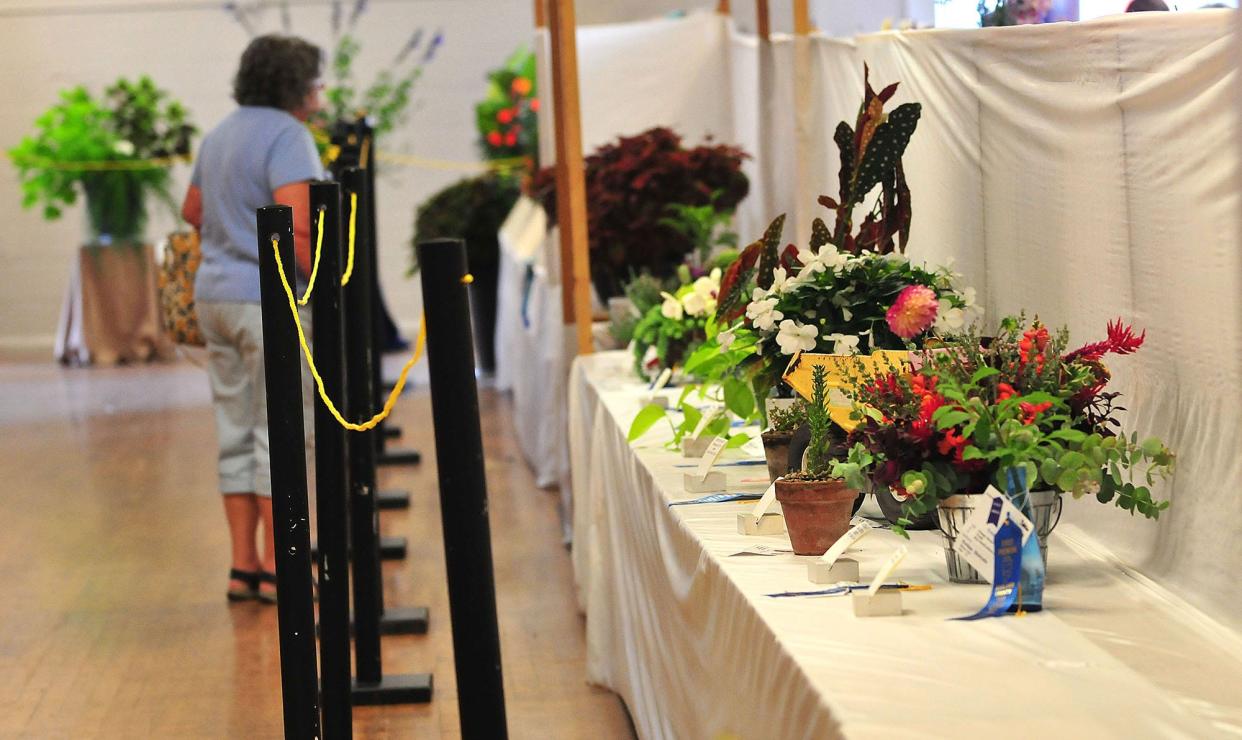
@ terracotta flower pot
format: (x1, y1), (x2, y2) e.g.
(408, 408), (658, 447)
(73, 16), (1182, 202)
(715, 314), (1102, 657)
(761, 431), (793, 483)
(774, 478), (859, 555)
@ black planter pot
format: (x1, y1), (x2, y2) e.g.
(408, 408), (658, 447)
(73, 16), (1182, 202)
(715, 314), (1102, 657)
(873, 486), (938, 530)
(467, 261), (500, 373)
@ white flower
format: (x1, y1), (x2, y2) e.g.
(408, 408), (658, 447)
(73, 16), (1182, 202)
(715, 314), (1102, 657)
(660, 292), (683, 321)
(718, 327), (736, 351)
(687, 275), (718, 316)
(775, 319), (818, 355)
(960, 286), (977, 308)
(682, 291), (708, 317)
(745, 297), (783, 332)
(841, 307), (853, 322)
(751, 286), (770, 302)
(770, 267), (792, 293)
(934, 299), (966, 333)
(113, 140), (135, 156)
(824, 333), (861, 355)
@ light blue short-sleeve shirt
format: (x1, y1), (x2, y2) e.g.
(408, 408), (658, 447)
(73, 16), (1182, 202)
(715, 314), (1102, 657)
(192, 106), (323, 303)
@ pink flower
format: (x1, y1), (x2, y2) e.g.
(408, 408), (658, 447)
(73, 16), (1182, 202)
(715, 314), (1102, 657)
(886, 285), (939, 340)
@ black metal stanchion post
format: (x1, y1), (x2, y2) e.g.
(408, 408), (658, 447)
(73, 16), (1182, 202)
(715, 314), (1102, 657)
(309, 182), (352, 739)
(256, 205), (322, 740)
(341, 169), (432, 704)
(417, 238), (509, 738)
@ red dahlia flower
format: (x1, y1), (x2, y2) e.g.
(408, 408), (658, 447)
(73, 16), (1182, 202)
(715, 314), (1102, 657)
(886, 285), (939, 339)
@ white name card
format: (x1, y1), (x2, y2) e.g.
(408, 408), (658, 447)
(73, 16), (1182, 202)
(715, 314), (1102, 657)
(695, 436), (728, 481)
(868, 545), (908, 597)
(818, 523), (869, 568)
(749, 480), (779, 525)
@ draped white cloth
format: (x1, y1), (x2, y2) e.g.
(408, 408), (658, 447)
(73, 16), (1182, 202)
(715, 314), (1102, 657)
(495, 9), (1242, 633)
(570, 351), (1242, 740)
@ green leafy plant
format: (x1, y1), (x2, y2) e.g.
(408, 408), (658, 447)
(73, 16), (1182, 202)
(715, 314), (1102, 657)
(410, 173), (520, 275)
(833, 317), (1175, 535)
(628, 265), (723, 381)
(8, 77), (196, 243)
(658, 192), (740, 267)
(315, 28), (442, 140)
(476, 46), (538, 164)
(785, 366), (849, 480)
(627, 388), (751, 452)
(767, 400), (808, 434)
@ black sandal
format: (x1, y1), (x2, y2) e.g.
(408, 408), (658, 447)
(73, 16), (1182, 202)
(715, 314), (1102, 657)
(257, 570), (278, 604)
(227, 569), (260, 602)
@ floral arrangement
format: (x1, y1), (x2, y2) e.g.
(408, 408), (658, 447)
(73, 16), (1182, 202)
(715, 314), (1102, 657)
(476, 47), (538, 165)
(314, 27), (443, 139)
(684, 69), (976, 421)
(528, 127), (750, 299)
(834, 316), (1175, 532)
(978, 0), (1053, 25)
(410, 173), (519, 275)
(630, 266), (722, 380)
(8, 76), (196, 243)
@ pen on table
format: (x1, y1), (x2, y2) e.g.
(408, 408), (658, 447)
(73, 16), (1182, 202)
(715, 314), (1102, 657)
(766, 583), (933, 598)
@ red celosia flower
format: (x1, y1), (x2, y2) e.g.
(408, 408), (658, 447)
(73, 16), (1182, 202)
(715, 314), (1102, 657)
(1064, 319), (1146, 363)
(530, 98), (540, 112)
(938, 428), (968, 458)
(886, 285), (939, 339)
(505, 131), (518, 147)
(1019, 401), (1053, 425)
(997, 382), (1016, 401)
(497, 108), (514, 124)
(487, 130), (503, 147)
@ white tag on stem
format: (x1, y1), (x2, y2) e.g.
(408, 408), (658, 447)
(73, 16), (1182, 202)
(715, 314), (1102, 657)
(695, 436), (728, 481)
(649, 367), (672, 392)
(867, 545), (908, 596)
(691, 407), (722, 440)
(750, 480), (779, 525)
(818, 522), (869, 567)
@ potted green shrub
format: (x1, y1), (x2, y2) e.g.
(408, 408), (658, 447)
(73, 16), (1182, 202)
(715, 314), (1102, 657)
(9, 76), (195, 245)
(411, 173), (520, 372)
(762, 399), (806, 483)
(775, 366), (859, 556)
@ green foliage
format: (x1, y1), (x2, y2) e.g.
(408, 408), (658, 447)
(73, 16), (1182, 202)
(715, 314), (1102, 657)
(767, 400), (808, 433)
(625, 393), (749, 452)
(316, 29), (442, 139)
(475, 46), (538, 164)
(8, 76), (196, 242)
(658, 192), (740, 267)
(410, 173), (519, 274)
(803, 366), (836, 478)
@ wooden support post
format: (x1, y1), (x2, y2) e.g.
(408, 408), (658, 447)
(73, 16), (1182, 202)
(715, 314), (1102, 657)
(756, 0), (770, 41)
(793, 0), (811, 35)
(547, 0), (593, 356)
(534, 0), (546, 28)
(716, 0), (730, 14)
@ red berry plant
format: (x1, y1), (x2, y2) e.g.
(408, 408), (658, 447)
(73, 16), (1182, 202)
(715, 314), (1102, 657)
(833, 316), (1175, 534)
(476, 47), (538, 166)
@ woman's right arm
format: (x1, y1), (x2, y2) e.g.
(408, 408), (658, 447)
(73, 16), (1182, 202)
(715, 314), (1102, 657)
(182, 185), (203, 230)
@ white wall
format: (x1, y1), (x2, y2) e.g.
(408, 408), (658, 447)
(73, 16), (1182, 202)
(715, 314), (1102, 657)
(0, 0), (534, 348)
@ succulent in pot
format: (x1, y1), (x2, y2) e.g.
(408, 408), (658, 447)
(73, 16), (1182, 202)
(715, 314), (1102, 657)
(762, 399), (806, 483)
(775, 366), (859, 555)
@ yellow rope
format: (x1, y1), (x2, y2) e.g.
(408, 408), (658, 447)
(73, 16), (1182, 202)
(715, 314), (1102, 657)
(9, 153), (189, 172)
(297, 206), (325, 306)
(341, 191), (357, 286)
(359, 136), (371, 170)
(270, 236), (423, 432)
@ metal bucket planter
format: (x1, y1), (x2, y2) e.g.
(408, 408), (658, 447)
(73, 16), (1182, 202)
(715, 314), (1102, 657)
(936, 490), (1063, 584)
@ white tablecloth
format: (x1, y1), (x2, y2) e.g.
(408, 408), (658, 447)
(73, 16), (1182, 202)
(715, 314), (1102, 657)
(569, 350), (1242, 740)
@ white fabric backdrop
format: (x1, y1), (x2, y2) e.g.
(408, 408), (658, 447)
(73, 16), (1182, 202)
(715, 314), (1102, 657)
(496, 10), (1242, 632)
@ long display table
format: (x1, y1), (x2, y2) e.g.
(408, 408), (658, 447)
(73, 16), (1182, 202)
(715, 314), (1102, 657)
(568, 351), (1242, 739)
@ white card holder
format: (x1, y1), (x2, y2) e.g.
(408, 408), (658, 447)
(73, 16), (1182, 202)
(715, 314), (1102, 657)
(852, 589), (903, 617)
(683, 471), (726, 493)
(736, 512), (786, 535)
(807, 558), (860, 584)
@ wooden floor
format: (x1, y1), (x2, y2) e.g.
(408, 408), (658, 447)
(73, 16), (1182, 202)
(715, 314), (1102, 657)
(0, 352), (634, 738)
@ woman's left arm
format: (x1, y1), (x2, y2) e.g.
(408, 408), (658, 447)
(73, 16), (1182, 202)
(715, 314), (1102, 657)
(181, 185), (203, 229)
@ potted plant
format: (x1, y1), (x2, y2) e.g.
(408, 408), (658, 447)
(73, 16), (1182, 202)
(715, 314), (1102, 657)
(9, 76), (195, 245)
(762, 399), (806, 483)
(627, 264), (724, 381)
(475, 45), (538, 166)
(835, 316), (1176, 582)
(528, 127), (750, 299)
(411, 173), (520, 372)
(683, 67), (977, 429)
(776, 366), (859, 555)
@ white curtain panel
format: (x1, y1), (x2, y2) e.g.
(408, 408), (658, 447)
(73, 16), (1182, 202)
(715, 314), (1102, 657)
(800, 12), (1239, 629)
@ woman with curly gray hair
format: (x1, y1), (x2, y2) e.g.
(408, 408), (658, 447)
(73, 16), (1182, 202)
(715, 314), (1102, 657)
(180, 35), (323, 604)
